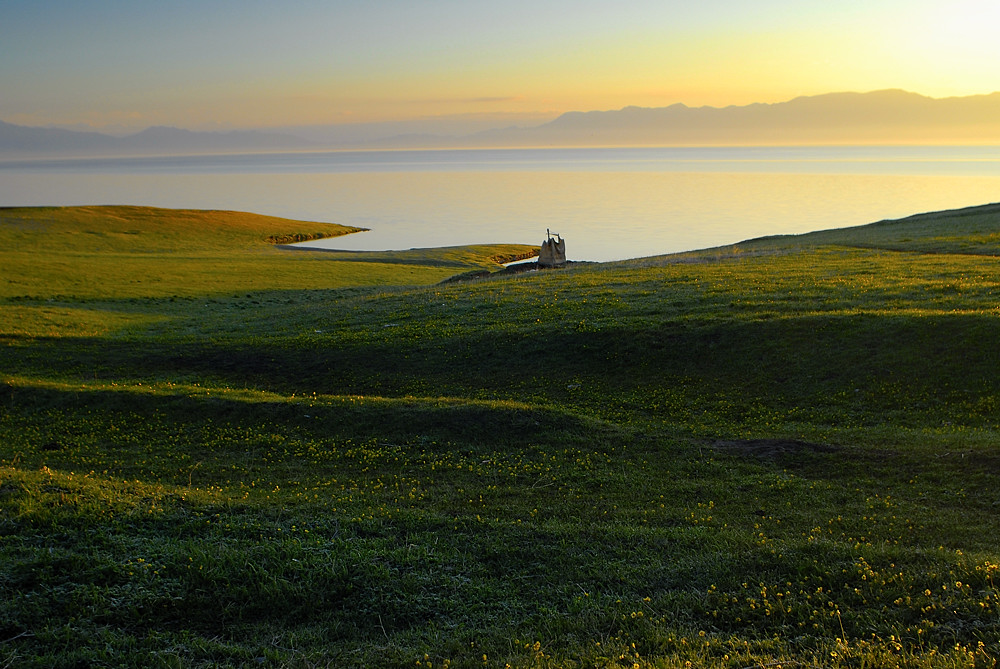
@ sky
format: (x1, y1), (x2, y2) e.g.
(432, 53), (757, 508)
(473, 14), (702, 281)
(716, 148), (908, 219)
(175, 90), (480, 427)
(3, 0), (999, 133)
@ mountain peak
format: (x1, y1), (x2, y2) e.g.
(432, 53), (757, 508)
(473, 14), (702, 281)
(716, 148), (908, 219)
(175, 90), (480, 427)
(4, 90), (1000, 154)
(520, 90), (1000, 146)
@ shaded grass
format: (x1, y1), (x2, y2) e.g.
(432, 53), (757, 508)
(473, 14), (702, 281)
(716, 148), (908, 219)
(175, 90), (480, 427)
(1, 204), (999, 667)
(2, 383), (998, 667)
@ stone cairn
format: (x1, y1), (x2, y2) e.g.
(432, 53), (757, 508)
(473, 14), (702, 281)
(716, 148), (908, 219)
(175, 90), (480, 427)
(538, 229), (566, 268)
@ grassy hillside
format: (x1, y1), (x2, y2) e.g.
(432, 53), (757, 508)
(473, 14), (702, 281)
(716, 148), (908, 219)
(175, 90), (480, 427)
(0, 205), (536, 300)
(1, 205), (998, 668)
(741, 200), (1000, 255)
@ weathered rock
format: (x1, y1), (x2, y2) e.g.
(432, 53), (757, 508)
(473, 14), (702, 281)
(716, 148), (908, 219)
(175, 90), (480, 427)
(538, 230), (566, 268)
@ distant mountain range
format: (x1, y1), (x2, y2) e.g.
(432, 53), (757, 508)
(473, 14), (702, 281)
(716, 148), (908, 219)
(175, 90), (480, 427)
(468, 90), (1000, 147)
(4, 90), (1000, 157)
(0, 122), (316, 157)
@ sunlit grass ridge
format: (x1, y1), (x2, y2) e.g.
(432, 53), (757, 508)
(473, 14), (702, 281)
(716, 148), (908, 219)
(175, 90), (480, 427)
(1, 204), (999, 667)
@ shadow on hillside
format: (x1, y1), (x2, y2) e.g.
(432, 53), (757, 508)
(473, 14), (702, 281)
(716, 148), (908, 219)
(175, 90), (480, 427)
(0, 380), (628, 455)
(5, 310), (999, 418)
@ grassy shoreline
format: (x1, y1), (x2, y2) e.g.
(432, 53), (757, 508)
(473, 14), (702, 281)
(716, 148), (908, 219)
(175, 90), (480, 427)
(2, 205), (998, 667)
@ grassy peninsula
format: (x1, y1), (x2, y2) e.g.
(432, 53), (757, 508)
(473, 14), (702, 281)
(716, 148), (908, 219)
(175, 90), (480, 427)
(1, 204), (998, 668)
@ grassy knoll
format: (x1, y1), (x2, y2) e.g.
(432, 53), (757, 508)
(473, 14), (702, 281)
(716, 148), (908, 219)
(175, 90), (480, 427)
(0, 206), (534, 300)
(1, 204), (999, 668)
(742, 201), (1000, 256)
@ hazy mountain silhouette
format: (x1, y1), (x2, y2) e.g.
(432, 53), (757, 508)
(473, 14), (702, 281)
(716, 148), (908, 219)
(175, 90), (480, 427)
(0, 122), (315, 157)
(466, 90), (1000, 146)
(4, 90), (1000, 155)
(0, 121), (117, 154)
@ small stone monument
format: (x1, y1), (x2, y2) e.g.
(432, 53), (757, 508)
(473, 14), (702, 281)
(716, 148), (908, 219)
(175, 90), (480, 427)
(538, 229), (566, 268)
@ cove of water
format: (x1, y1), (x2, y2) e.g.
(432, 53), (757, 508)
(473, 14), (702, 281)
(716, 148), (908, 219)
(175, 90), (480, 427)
(2, 146), (1000, 262)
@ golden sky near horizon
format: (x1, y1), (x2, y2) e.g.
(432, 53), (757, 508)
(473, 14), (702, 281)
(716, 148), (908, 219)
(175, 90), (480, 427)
(2, 0), (999, 132)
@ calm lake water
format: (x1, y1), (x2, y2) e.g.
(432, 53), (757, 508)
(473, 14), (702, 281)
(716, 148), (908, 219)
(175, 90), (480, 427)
(3, 146), (1000, 262)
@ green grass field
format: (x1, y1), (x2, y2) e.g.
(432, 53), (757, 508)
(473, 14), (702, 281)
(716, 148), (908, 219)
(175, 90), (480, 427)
(1, 204), (998, 668)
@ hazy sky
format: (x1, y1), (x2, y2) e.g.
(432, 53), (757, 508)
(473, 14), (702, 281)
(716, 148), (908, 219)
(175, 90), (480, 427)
(3, 0), (998, 132)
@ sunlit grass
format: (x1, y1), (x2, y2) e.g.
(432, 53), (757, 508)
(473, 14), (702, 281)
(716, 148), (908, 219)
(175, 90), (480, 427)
(1, 203), (999, 667)
(746, 200), (1000, 256)
(0, 206), (537, 300)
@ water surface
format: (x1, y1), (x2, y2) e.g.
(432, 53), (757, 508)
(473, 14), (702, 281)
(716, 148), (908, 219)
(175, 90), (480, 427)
(3, 146), (999, 261)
